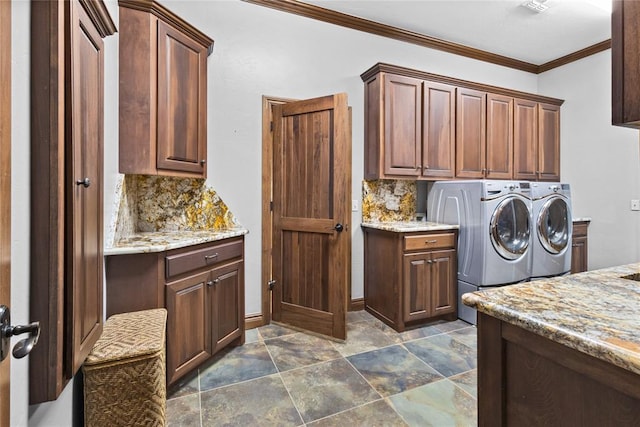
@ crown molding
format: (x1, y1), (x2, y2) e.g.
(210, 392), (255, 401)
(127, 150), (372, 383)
(243, 0), (610, 75)
(538, 39), (611, 73)
(79, 0), (117, 37)
(361, 63), (564, 105)
(119, 0), (214, 55)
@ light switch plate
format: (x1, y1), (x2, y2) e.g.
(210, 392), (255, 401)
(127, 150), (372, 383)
(631, 199), (640, 211)
(352, 200), (359, 212)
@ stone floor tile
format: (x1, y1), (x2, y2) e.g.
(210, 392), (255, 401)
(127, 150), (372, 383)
(404, 334), (476, 377)
(265, 332), (342, 372)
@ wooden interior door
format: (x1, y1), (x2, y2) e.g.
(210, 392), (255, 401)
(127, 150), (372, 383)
(0, 0), (10, 422)
(272, 94), (351, 340)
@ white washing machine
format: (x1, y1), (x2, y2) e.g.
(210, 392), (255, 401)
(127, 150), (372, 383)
(530, 182), (572, 279)
(428, 180), (533, 324)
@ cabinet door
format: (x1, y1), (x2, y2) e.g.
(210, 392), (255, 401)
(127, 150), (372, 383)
(66, 0), (105, 375)
(403, 253), (431, 323)
(166, 270), (212, 385)
(456, 88), (486, 178)
(157, 20), (207, 176)
(513, 98), (539, 180)
(486, 94), (514, 179)
(429, 249), (456, 316)
(210, 261), (244, 354)
(423, 82), (455, 178)
(571, 236), (588, 274)
(538, 103), (561, 181)
(383, 74), (422, 177)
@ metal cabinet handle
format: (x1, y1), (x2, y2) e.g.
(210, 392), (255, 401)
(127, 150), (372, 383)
(425, 240), (438, 244)
(200, 159), (206, 166)
(0, 305), (40, 361)
(204, 253), (219, 261)
(76, 177), (91, 188)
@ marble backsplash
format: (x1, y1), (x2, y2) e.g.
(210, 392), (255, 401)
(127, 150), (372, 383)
(112, 175), (240, 242)
(362, 180), (416, 222)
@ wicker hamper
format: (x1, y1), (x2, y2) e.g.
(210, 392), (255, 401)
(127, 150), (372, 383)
(83, 308), (168, 427)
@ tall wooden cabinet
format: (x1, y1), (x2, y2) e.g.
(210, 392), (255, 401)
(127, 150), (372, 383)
(119, 0), (214, 178)
(361, 63), (563, 182)
(364, 227), (457, 332)
(30, 0), (116, 403)
(612, 0), (640, 128)
(106, 237), (245, 386)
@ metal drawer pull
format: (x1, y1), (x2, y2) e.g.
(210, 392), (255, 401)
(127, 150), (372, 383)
(425, 240), (438, 244)
(204, 253), (219, 261)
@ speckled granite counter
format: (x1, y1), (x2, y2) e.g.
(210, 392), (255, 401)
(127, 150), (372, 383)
(573, 217), (592, 222)
(463, 263), (640, 376)
(104, 227), (248, 256)
(361, 221), (458, 233)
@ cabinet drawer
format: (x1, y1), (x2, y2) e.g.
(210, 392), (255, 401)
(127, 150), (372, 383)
(404, 233), (455, 251)
(166, 240), (243, 279)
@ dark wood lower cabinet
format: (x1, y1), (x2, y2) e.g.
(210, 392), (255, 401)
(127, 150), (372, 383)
(477, 313), (640, 426)
(106, 236), (245, 385)
(364, 228), (457, 332)
(571, 220), (589, 273)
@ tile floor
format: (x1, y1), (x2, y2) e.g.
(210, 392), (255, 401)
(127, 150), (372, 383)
(166, 311), (477, 426)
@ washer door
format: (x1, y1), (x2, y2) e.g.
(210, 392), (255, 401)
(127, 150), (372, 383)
(490, 196), (531, 260)
(538, 196), (570, 254)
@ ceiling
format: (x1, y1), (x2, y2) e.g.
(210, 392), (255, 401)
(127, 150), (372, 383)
(302, 0), (612, 65)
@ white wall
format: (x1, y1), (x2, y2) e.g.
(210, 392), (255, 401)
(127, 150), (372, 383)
(539, 51), (640, 269)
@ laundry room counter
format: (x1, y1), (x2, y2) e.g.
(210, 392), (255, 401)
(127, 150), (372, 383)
(360, 221), (458, 233)
(463, 263), (640, 425)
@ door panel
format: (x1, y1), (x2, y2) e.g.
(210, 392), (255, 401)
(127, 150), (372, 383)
(272, 94), (350, 340)
(456, 88), (486, 178)
(538, 103), (561, 181)
(211, 261), (244, 352)
(404, 254), (429, 323)
(0, 0), (10, 422)
(67, 1), (104, 375)
(423, 82), (455, 178)
(384, 75), (421, 177)
(486, 94), (514, 179)
(166, 270), (211, 385)
(430, 250), (456, 316)
(514, 98), (538, 180)
(157, 20), (207, 175)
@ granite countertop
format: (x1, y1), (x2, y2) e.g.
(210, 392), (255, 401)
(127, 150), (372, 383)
(361, 221), (459, 233)
(104, 227), (249, 256)
(573, 217), (592, 222)
(463, 263), (640, 375)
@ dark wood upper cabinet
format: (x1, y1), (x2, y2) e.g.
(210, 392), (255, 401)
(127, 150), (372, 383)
(423, 82), (456, 178)
(456, 88), (487, 179)
(119, 0), (213, 178)
(361, 63), (563, 181)
(383, 74), (422, 177)
(30, 0), (116, 404)
(538, 103), (561, 181)
(514, 98), (539, 181)
(486, 94), (514, 179)
(612, 0), (640, 127)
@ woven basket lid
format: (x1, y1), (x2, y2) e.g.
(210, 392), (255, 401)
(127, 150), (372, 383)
(84, 308), (167, 366)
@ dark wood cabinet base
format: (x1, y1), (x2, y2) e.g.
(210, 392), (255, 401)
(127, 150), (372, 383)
(477, 313), (640, 426)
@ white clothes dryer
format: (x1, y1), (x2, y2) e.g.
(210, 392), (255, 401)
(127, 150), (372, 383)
(530, 182), (572, 279)
(428, 180), (533, 324)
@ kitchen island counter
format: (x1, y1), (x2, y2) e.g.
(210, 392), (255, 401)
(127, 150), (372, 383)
(463, 264), (640, 426)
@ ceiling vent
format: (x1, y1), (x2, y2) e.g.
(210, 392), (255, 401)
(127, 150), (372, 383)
(521, 0), (549, 13)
